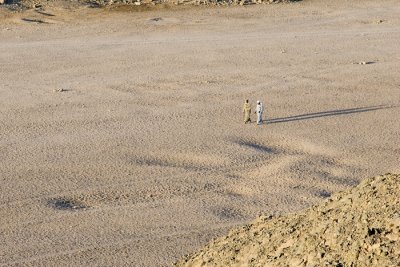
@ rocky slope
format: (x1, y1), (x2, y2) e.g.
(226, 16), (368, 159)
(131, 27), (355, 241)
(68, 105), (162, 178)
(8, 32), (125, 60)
(0, 0), (289, 9)
(176, 174), (400, 267)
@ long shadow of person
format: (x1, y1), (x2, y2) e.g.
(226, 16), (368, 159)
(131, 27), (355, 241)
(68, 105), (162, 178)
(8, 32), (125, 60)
(265, 104), (397, 124)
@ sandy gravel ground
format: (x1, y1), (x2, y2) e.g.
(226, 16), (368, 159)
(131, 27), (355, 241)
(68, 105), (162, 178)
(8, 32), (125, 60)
(0, 0), (399, 266)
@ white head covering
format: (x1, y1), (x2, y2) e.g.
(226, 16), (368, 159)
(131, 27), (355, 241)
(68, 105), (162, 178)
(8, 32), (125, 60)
(257, 100), (260, 104)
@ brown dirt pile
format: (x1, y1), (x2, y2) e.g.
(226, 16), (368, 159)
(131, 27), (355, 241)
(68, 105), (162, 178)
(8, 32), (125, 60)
(1, 0), (289, 10)
(176, 174), (400, 267)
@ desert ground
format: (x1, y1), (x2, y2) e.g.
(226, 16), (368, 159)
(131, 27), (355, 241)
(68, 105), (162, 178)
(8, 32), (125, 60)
(0, 0), (399, 266)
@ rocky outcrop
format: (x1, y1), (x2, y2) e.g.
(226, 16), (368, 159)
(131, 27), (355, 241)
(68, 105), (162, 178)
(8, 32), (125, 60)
(175, 174), (400, 267)
(89, 0), (285, 6)
(2, 0), (291, 9)
(4, 0), (289, 9)
(92, 0), (290, 6)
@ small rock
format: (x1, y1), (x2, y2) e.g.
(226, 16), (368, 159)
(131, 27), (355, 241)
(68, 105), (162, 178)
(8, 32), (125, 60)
(289, 258), (303, 266)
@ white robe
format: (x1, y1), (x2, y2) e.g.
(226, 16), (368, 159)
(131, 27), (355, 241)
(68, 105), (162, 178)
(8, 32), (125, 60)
(256, 103), (264, 124)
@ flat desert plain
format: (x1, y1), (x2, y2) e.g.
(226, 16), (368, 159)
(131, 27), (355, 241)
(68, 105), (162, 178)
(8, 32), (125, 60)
(0, 0), (399, 266)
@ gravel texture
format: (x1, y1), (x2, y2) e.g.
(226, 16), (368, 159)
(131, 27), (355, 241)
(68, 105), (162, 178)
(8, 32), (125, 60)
(176, 174), (400, 267)
(1, 1), (399, 266)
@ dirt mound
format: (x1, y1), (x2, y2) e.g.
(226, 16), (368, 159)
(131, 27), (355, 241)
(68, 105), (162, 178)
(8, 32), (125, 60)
(175, 174), (400, 267)
(1, 0), (291, 10)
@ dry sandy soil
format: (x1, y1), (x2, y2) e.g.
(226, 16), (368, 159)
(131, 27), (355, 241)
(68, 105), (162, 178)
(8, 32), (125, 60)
(0, 0), (399, 266)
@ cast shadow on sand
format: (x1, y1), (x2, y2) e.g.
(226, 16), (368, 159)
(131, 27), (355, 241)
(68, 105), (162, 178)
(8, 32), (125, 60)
(266, 104), (396, 124)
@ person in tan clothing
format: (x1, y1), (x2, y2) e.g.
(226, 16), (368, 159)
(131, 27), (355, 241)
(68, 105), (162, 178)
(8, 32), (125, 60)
(243, 99), (252, 124)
